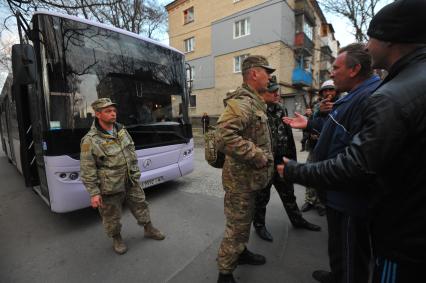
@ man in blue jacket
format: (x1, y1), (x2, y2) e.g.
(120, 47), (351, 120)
(284, 43), (381, 283)
(280, 1), (426, 282)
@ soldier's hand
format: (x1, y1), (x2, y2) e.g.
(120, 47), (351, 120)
(91, 195), (103, 208)
(255, 155), (268, 169)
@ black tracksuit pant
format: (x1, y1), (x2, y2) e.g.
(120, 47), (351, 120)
(326, 206), (371, 283)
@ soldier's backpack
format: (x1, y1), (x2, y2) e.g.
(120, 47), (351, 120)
(204, 125), (225, 168)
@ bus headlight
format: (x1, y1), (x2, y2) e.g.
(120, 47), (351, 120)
(183, 148), (193, 157)
(59, 173), (67, 179)
(69, 172), (79, 180)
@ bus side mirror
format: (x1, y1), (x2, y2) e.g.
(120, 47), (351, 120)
(12, 44), (37, 85)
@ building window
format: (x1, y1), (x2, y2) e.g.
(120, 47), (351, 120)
(234, 18), (250, 38)
(186, 65), (195, 81)
(184, 37), (194, 53)
(186, 65), (195, 89)
(183, 7), (194, 24)
(304, 21), (314, 41)
(234, 54), (249, 73)
(189, 95), (196, 107)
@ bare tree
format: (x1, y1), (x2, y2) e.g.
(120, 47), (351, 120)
(319, 0), (390, 42)
(0, 32), (14, 72)
(1, 0), (168, 39)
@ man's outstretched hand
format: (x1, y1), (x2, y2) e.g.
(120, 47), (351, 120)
(282, 112), (308, 129)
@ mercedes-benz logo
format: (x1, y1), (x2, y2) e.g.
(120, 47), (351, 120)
(143, 159), (152, 168)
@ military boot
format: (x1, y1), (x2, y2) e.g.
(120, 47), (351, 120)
(144, 222), (165, 240)
(217, 273), (237, 283)
(254, 225), (273, 242)
(292, 217), (321, 231)
(312, 270), (333, 283)
(112, 234), (128, 255)
(238, 248), (266, 265)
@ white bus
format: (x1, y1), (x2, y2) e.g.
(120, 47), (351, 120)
(0, 11), (194, 213)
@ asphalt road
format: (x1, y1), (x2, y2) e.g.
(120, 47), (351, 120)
(0, 130), (329, 283)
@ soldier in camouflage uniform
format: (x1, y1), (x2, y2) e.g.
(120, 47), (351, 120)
(253, 81), (321, 242)
(216, 56), (275, 283)
(80, 98), (165, 255)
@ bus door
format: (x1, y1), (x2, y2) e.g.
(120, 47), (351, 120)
(2, 77), (17, 164)
(11, 44), (40, 189)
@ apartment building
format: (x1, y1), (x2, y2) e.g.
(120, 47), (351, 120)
(165, 0), (339, 119)
(319, 23), (340, 84)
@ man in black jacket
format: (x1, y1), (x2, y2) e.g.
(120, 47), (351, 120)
(278, 1), (426, 282)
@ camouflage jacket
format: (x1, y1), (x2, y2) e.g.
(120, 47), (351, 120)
(267, 103), (297, 164)
(217, 84), (274, 193)
(80, 120), (140, 196)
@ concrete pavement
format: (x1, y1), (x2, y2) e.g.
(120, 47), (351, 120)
(173, 129), (329, 283)
(0, 129), (329, 283)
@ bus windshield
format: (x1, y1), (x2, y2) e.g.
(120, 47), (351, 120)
(36, 14), (188, 130)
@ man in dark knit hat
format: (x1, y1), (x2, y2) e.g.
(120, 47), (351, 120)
(278, 0), (426, 282)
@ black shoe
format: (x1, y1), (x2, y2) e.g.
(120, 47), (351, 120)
(217, 273), (237, 283)
(255, 225), (273, 242)
(301, 202), (314, 212)
(292, 218), (321, 231)
(312, 270), (332, 283)
(238, 248), (266, 265)
(317, 206), (326, 216)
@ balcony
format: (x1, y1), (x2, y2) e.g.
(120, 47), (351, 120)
(294, 0), (316, 24)
(294, 32), (314, 57)
(292, 66), (312, 87)
(320, 70), (331, 84)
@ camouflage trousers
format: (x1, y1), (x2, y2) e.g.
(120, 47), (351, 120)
(98, 183), (151, 237)
(217, 191), (256, 274)
(305, 187), (325, 208)
(254, 174), (303, 226)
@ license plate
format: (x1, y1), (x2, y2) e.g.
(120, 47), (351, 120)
(141, 176), (164, 188)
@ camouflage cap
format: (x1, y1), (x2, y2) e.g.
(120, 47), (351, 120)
(242, 55), (275, 73)
(91, 98), (117, 112)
